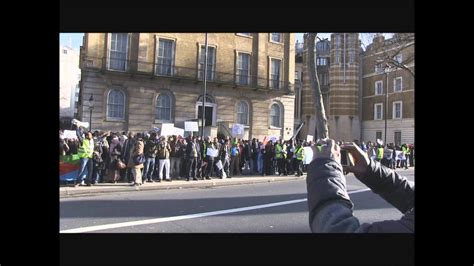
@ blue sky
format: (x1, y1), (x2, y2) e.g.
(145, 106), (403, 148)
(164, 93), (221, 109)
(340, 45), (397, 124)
(60, 33), (84, 50)
(60, 33), (391, 50)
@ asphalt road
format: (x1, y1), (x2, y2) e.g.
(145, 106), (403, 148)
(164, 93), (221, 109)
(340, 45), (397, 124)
(60, 168), (414, 233)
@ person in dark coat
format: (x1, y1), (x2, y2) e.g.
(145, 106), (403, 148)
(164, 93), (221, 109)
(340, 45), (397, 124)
(306, 138), (414, 233)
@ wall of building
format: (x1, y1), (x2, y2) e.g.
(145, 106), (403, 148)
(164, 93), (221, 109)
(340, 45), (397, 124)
(80, 33), (295, 140)
(362, 119), (414, 144)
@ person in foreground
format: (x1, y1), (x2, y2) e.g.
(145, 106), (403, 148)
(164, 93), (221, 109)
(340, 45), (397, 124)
(306, 138), (414, 233)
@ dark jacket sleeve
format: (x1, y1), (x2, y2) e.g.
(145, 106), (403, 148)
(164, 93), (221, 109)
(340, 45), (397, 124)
(306, 158), (414, 233)
(356, 158), (414, 213)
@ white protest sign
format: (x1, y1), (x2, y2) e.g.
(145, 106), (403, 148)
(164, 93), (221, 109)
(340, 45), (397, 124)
(63, 130), (78, 139)
(303, 147), (313, 165)
(185, 121), (199, 132)
(231, 124), (244, 137)
(396, 151), (406, 160)
(384, 149), (393, 159)
(173, 127), (185, 137)
(306, 135), (314, 142)
(215, 160), (223, 170)
(269, 135), (279, 143)
(206, 147), (219, 157)
(160, 123), (175, 136)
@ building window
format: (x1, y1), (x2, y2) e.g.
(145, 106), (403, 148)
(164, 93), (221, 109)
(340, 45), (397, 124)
(156, 38), (175, 76)
(237, 33), (252, 37)
(394, 131), (402, 146)
(375, 63), (384, 73)
(236, 101), (249, 125)
(334, 51), (342, 64)
(270, 58), (281, 89)
(236, 52), (251, 86)
(335, 35), (341, 49)
(394, 77), (403, 92)
(108, 33), (129, 71)
(107, 89), (125, 120)
(317, 57), (328, 66)
(375, 81), (383, 95)
(317, 41), (329, 52)
(376, 131), (382, 141)
(394, 54), (403, 64)
(63, 49), (68, 54)
(198, 45), (216, 81)
(349, 51), (356, 64)
(393, 101), (402, 119)
(374, 103), (383, 120)
(271, 33), (283, 43)
(156, 94), (172, 121)
(270, 103), (281, 128)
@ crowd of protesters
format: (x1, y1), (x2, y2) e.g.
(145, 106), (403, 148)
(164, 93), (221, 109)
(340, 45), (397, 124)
(60, 126), (414, 187)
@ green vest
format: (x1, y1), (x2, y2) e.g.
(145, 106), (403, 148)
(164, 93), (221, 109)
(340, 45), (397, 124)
(402, 146), (408, 155)
(275, 144), (286, 159)
(377, 147), (384, 160)
(295, 147), (304, 160)
(78, 138), (93, 159)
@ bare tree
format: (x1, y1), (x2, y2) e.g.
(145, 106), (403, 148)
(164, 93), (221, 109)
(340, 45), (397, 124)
(305, 33), (329, 139)
(362, 33), (415, 77)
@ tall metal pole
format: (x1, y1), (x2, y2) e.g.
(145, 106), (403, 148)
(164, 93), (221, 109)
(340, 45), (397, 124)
(384, 68), (388, 145)
(201, 33), (208, 138)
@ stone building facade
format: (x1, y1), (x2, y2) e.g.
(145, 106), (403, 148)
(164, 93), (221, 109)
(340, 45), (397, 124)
(78, 33), (295, 140)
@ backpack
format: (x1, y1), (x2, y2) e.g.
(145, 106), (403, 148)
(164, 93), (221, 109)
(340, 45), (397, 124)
(231, 146), (239, 156)
(133, 153), (145, 165)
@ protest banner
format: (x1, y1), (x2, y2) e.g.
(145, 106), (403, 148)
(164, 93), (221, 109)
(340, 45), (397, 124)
(185, 121), (199, 132)
(160, 123), (175, 136)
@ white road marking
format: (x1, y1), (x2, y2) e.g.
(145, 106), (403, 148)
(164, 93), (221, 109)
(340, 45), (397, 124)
(60, 188), (371, 233)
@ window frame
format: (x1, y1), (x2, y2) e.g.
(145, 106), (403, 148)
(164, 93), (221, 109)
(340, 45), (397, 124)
(235, 100), (250, 126)
(236, 51), (251, 86)
(392, 101), (403, 119)
(269, 33), (283, 44)
(198, 44), (217, 81)
(155, 37), (176, 76)
(155, 93), (173, 123)
(106, 88), (126, 121)
(394, 76), (403, 92)
(374, 103), (383, 120)
(270, 103), (282, 128)
(269, 57), (282, 89)
(107, 33), (130, 72)
(375, 80), (383, 95)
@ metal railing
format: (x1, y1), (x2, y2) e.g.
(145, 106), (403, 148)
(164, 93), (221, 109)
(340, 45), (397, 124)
(81, 56), (294, 92)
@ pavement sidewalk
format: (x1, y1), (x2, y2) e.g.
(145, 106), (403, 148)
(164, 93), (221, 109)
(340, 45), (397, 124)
(60, 174), (307, 198)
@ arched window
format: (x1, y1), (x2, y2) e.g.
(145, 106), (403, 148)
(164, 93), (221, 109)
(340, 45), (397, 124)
(270, 103), (281, 128)
(236, 101), (249, 125)
(156, 94), (172, 121)
(107, 89), (125, 120)
(197, 95), (214, 104)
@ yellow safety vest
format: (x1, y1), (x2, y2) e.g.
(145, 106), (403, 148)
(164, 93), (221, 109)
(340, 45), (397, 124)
(78, 138), (93, 159)
(295, 147), (304, 160)
(377, 147), (384, 160)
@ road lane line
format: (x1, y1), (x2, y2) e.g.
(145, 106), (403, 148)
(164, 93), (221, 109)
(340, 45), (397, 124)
(60, 188), (371, 233)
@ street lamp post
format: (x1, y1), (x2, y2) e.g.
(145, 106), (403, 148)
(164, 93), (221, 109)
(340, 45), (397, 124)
(88, 94), (94, 130)
(384, 66), (389, 146)
(201, 33), (208, 139)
